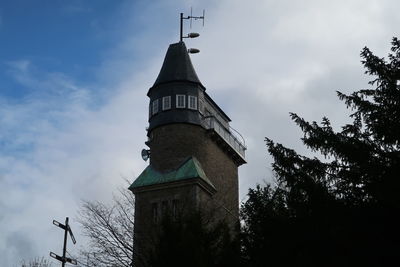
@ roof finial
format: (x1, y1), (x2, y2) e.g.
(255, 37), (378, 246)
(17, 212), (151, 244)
(180, 9), (205, 54)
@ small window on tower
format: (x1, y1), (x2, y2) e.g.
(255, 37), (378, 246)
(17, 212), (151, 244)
(188, 96), (197, 110)
(149, 102), (152, 118)
(152, 99), (159, 114)
(162, 96), (171, 110)
(152, 203), (158, 223)
(161, 201), (168, 215)
(176, 95), (186, 108)
(198, 99), (204, 114)
(172, 199), (179, 220)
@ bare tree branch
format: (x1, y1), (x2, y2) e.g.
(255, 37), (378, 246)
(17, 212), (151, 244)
(76, 184), (135, 267)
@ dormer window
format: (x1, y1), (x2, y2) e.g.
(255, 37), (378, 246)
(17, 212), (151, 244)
(188, 96), (197, 110)
(162, 96), (171, 110)
(176, 95), (186, 108)
(152, 99), (159, 115)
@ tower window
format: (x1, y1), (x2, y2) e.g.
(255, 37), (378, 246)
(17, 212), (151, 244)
(176, 95), (186, 108)
(162, 200), (168, 215)
(149, 102), (152, 118)
(198, 99), (204, 114)
(152, 99), (159, 115)
(172, 199), (179, 220)
(188, 96), (198, 110)
(162, 96), (171, 110)
(152, 203), (158, 223)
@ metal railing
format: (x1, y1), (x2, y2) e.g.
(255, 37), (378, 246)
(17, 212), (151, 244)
(202, 116), (246, 159)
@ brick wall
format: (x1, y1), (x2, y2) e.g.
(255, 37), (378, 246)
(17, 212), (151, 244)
(133, 123), (240, 266)
(148, 123), (239, 227)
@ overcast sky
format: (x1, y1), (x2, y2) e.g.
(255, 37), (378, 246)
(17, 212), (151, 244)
(1, 0), (399, 265)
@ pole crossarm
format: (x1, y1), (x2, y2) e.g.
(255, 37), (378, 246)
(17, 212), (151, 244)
(51, 217), (77, 266)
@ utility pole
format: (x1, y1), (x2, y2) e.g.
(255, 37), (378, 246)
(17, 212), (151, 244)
(50, 217), (77, 266)
(61, 217), (69, 267)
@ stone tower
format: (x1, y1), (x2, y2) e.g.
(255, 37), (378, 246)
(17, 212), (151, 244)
(129, 41), (246, 265)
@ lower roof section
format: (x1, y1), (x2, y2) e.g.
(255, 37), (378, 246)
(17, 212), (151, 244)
(129, 156), (216, 192)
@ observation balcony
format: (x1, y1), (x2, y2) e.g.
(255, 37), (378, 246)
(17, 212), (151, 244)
(202, 116), (246, 165)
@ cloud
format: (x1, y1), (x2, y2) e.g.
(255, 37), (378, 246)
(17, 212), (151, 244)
(5, 232), (35, 262)
(63, 3), (91, 14)
(1, 0), (400, 265)
(0, 58), (150, 264)
(187, 0), (400, 195)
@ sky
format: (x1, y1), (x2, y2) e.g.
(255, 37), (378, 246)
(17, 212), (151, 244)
(1, 0), (399, 265)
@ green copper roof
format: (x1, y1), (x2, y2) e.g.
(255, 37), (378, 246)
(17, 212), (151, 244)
(129, 157), (215, 190)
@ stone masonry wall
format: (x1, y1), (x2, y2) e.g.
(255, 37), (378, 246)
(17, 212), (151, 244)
(148, 123), (239, 227)
(134, 183), (200, 266)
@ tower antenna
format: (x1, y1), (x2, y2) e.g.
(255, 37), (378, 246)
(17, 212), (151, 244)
(179, 9), (205, 42)
(190, 7), (193, 29)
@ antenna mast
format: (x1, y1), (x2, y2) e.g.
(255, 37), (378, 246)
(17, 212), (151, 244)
(50, 217), (77, 266)
(179, 9), (205, 42)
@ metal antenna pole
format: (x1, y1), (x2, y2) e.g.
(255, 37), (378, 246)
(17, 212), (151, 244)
(179, 9), (205, 43)
(180, 13), (183, 42)
(190, 7), (193, 28)
(62, 217), (68, 267)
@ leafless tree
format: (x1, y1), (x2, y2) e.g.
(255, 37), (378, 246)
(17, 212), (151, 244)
(77, 186), (135, 267)
(19, 257), (53, 267)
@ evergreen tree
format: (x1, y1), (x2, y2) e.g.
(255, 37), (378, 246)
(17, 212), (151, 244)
(241, 38), (400, 267)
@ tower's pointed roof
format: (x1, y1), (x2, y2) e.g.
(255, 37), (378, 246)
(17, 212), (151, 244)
(152, 42), (203, 88)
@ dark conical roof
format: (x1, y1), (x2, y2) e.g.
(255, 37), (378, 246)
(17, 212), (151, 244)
(153, 42), (203, 88)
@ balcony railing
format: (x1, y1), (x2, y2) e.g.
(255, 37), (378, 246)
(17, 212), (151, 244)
(202, 116), (246, 159)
